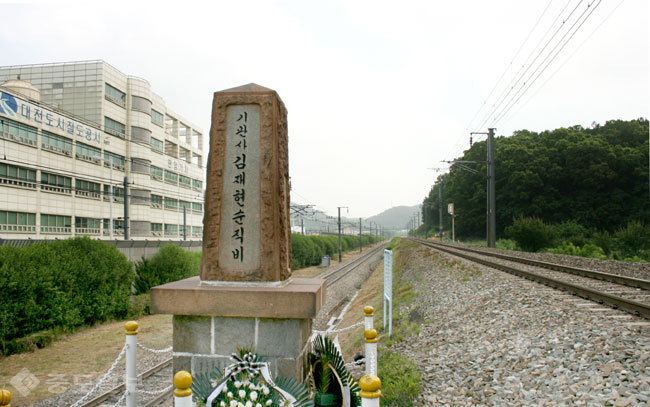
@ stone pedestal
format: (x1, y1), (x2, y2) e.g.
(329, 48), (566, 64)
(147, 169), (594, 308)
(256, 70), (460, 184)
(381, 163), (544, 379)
(151, 277), (325, 379)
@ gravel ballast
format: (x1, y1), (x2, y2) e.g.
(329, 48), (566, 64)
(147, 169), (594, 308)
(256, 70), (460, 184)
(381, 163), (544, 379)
(391, 242), (649, 406)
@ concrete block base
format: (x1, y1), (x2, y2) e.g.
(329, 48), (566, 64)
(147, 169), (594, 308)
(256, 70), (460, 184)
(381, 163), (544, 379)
(150, 276), (325, 381)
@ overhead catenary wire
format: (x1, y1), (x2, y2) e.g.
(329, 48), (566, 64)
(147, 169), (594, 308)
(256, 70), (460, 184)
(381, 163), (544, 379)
(490, 0), (604, 126)
(473, 0), (586, 133)
(498, 0), (625, 128)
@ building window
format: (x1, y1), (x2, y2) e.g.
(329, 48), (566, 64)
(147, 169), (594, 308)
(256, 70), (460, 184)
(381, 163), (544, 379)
(192, 202), (203, 213)
(164, 197), (178, 210)
(0, 163), (36, 188)
(151, 222), (163, 236)
(105, 83), (126, 107)
(151, 137), (163, 153)
(0, 118), (37, 146)
(104, 151), (125, 171)
(179, 224), (189, 237)
(75, 217), (101, 235)
(179, 200), (191, 212)
(150, 194), (163, 208)
(131, 95), (152, 113)
(0, 211), (36, 232)
(104, 116), (126, 138)
(42, 131), (72, 156)
(151, 109), (164, 127)
(40, 214), (71, 234)
(103, 185), (124, 202)
(75, 142), (101, 164)
(103, 219), (124, 236)
(179, 175), (192, 189)
(192, 225), (203, 238)
(164, 223), (178, 237)
(150, 165), (163, 181)
(192, 178), (203, 191)
(41, 172), (71, 194)
(164, 170), (178, 185)
(75, 179), (101, 199)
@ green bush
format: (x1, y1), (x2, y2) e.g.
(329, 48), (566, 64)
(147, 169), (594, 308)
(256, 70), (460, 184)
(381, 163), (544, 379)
(592, 230), (614, 256)
(505, 216), (557, 252)
(556, 220), (590, 246)
(0, 237), (133, 355)
(613, 220), (650, 259)
(547, 242), (606, 259)
(496, 238), (518, 250)
(378, 350), (421, 406)
(134, 245), (201, 294)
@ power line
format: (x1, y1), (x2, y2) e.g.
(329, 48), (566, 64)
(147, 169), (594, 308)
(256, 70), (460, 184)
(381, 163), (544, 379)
(499, 0), (626, 127)
(491, 0), (604, 126)
(474, 0), (586, 132)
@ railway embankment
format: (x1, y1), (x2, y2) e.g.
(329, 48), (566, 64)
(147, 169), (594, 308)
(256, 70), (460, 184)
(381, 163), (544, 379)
(383, 239), (649, 405)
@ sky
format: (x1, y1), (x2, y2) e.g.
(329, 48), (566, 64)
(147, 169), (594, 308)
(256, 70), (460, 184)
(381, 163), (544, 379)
(1, 0), (647, 219)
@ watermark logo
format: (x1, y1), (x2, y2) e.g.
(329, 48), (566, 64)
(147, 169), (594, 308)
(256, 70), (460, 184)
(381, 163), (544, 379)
(10, 368), (40, 396)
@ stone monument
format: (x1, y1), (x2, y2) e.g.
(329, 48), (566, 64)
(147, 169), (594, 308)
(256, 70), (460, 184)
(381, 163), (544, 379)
(151, 84), (325, 380)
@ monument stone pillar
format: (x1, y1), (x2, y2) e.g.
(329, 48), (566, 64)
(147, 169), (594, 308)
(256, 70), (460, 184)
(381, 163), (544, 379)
(151, 84), (325, 380)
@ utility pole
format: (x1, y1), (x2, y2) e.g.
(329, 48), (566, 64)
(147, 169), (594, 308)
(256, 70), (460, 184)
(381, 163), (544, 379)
(487, 128), (496, 248)
(470, 128), (497, 248)
(337, 206), (348, 263)
(301, 218), (304, 235)
(123, 176), (129, 240)
(359, 218), (363, 253)
(183, 205), (187, 241)
(438, 184), (443, 240)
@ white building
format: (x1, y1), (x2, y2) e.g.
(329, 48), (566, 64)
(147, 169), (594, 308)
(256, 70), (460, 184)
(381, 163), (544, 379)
(0, 60), (205, 240)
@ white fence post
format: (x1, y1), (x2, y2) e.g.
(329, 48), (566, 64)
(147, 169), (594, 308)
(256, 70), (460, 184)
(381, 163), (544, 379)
(364, 306), (374, 331)
(364, 328), (378, 376)
(174, 371), (193, 407)
(125, 321), (138, 407)
(359, 375), (381, 407)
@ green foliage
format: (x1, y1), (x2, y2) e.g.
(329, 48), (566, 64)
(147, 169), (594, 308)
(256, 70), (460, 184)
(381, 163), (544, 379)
(133, 245), (201, 294)
(309, 335), (360, 407)
(505, 216), (557, 252)
(420, 119), (650, 240)
(377, 350), (421, 406)
(496, 239), (518, 250)
(0, 237), (133, 355)
(384, 237), (399, 251)
(556, 220), (590, 246)
(547, 242), (607, 259)
(613, 220), (650, 259)
(291, 233), (380, 270)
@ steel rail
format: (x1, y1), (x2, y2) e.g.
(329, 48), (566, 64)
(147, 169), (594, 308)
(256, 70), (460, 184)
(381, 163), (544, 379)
(432, 240), (650, 290)
(80, 358), (172, 407)
(411, 238), (650, 319)
(322, 243), (386, 285)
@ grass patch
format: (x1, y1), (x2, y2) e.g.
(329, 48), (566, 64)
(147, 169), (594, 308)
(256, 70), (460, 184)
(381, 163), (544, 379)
(378, 350), (421, 406)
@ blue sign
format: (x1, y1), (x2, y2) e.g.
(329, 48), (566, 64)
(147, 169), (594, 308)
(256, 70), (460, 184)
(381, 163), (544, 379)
(0, 91), (101, 145)
(0, 92), (18, 117)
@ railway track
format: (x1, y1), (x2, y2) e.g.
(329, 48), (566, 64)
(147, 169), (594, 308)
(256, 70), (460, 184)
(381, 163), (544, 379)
(411, 238), (650, 319)
(79, 244), (386, 406)
(319, 243), (387, 285)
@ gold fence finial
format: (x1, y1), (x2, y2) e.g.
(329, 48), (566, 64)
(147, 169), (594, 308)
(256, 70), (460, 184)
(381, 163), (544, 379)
(174, 371), (193, 397)
(364, 328), (378, 343)
(0, 389), (11, 407)
(364, 306), (374, 317)
(125, 321), (139, 335)
(359, 374), (381, 399)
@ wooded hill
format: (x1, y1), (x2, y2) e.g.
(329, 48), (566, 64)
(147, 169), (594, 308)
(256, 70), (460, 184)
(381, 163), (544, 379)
(421, 118), (649, 240)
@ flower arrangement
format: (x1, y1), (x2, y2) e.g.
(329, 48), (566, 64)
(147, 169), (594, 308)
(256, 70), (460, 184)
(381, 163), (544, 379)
(192, 348), (312, 407)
